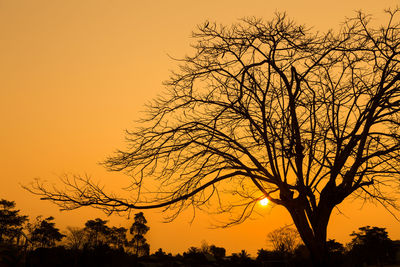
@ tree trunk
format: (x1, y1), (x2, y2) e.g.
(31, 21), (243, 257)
(286, 202), (334, 267)
(305, 236), (328, 267)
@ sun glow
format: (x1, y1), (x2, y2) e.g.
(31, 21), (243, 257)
(260, 198), (269, 206)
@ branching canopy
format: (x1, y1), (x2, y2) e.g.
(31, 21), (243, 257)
(26, 9), (400, 255)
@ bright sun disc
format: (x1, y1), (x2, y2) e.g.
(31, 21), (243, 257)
(260, 198), (269, 206)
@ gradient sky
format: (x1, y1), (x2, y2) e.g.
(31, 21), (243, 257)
(1, 0), (400, 256)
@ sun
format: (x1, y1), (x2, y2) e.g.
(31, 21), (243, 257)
(259, 198), (269, 206)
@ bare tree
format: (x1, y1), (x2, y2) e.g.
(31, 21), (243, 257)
(27, 9), (400, 265)
(64, 227), (86, 250)
(267, 226), (302, 255)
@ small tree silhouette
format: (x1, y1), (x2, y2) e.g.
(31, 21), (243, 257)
(0, 199), (27, 245)
(230, 250), (253, 265)
(127, 212), (149, 257)
(108, 226), (127, 250)
(209, 244), (226, 260)
(28, 216), (65, 249)
(83, 218), (110, 248)
(267, 226), (302, 256)
(348, 226), (395, 266)
(153, 248), (166, 257)
(65, 226), (85, 250)
(238, 250), (250, 260)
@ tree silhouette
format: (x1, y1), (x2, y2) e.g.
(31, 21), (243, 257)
(153, 248), (166, 257)
(326, 239), (345, 266)
(326, 239), (344, 255)
(28, 216), (65, 249)
(83, 218), (110, 248)
(65, 226), (85, 250)
(28, 8), (400, 266)
(108, 226), (127, 250)
(348, 226), (395, 266)
(126, 212), (149, 257)
(238, 250), (250, 260)
(0, 199), (27, 245)
(230, 250), (253, 266)
(267, 226), (302, 256)
(209, 244), (226, 260)
(183, 246), (207, 262)
(256, 248), (270, 262)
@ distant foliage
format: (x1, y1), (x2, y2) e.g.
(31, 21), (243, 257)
(2, 197), (400, 267)
(183, 246), (207, 262)
(209, 244), (226, 260)
(153, 248), (166, 257)
(230, 250), (254, 266)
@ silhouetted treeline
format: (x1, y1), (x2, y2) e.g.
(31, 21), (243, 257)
(1, 198), (400, 266)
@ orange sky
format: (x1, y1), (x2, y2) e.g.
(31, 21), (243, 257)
(1, 0), (400, 256)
